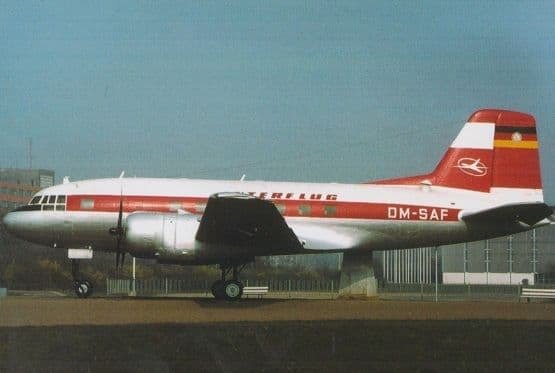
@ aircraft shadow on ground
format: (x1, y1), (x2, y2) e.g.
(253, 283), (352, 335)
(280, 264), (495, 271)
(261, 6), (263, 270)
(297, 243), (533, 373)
(193, 297), (287, 308)
(117, 295), (287, 308)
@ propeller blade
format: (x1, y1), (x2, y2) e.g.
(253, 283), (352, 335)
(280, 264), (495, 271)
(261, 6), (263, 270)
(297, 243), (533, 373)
(116, 198), (123, 235)
(111, 187), (125, 272)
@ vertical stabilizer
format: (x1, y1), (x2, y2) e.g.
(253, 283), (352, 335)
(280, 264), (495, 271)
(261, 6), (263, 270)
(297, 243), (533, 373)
(371, 109), (544, 198)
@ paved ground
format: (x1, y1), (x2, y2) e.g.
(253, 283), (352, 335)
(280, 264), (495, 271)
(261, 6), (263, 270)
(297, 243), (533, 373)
(0, 297), (554, 371)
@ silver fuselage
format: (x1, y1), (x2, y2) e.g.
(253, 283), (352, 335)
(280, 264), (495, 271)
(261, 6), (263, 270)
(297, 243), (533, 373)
(3, 177), (539, 265)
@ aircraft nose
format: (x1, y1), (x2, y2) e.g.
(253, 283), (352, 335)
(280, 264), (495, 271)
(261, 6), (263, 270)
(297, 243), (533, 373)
(3, 211), (21, 235)
(2, 210), (33, 239)
(3, 207), (57, 246)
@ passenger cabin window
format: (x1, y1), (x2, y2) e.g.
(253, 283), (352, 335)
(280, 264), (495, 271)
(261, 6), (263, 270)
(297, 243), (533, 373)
(298, 205), (311, 216)
(169, 202), (181, 212)
(80, 199), (94, 210)
(324, 205), (336, 217)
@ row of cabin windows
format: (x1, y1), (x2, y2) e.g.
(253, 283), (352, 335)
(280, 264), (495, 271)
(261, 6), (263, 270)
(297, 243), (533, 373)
(143, 202), (335, 217)
(78, 200), (208, 213)
(75, 199), (337, 217)
(274, 204), (337, 217)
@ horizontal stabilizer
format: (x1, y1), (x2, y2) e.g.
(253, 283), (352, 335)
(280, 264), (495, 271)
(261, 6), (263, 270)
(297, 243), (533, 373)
(460, 202), (553, 227)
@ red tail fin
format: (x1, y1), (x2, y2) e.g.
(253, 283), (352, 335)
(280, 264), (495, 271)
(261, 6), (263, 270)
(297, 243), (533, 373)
(371, 109), (543, 193)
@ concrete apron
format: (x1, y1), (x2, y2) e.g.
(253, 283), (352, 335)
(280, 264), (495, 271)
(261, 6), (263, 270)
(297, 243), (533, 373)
(338, 251), (378, 298)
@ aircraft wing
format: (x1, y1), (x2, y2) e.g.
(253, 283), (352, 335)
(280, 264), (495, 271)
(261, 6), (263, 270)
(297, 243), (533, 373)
(460, 202), (553, 227)
(195, 193), (302, 251)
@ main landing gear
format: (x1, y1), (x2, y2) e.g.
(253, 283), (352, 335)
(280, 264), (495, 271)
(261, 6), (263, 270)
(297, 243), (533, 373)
(71, 259), (93, 298)
(211, 262), (247, 301)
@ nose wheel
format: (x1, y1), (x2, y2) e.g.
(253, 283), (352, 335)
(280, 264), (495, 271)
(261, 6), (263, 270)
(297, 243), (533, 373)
(211, 262), (246, 301)
(73, 279), (93, 298)
(71, 259), (93, 298)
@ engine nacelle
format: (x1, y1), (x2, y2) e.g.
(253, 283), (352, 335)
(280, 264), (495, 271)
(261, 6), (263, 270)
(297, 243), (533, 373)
(125, 212), (200, 259)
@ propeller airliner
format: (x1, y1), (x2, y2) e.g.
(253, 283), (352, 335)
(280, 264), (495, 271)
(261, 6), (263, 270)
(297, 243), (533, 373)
(3, 109), (552, 299)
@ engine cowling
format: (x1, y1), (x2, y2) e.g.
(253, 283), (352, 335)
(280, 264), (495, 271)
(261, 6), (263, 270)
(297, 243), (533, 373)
(125, 212), (200, 259)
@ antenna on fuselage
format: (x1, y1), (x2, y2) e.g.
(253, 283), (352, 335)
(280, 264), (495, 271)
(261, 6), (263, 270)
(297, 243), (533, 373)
(240, 174), (246, 181)
(119, 171), (125, 178)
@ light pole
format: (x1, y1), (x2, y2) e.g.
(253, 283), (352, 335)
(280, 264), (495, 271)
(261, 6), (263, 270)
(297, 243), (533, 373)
(131, 257), (136, 296)
(435, 246), (438, 302)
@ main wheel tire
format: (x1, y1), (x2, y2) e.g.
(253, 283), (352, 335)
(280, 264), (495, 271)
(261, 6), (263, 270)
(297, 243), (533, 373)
(223, 280), (243, 301)
(211, 279), (225, 299)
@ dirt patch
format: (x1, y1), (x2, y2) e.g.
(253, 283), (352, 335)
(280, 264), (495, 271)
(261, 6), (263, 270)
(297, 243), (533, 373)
(1, 297), (554, 327)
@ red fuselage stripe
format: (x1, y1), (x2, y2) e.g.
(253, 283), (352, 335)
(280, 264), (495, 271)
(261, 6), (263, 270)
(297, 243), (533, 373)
(65, 195), (460, 222)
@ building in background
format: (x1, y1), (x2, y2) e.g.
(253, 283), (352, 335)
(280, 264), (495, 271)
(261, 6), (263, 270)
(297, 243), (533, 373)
(378, 222), (555, 286)
(0, 168), (54, 211)
(441, 222), (555, 285)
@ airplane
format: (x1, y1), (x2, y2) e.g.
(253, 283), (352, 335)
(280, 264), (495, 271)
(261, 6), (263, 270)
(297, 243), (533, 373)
(3, 109), (553, 300)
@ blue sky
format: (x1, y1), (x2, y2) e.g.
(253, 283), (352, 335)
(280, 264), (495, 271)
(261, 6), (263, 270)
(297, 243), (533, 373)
(1, 1), (554, 201)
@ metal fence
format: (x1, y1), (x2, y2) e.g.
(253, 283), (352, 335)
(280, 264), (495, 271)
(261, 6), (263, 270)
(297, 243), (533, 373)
(107, 278), (337, 296)
(379, 283), (555, 301)
(107, 278), (555, 300)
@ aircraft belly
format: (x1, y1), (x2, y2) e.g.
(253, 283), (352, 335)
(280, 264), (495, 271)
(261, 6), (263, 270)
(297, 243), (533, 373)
(156, 241), (284, 265)
(287, 218), (471, 252)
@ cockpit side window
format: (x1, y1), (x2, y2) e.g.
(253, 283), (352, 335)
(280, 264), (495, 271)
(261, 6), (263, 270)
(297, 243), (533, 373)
(55, 195), (66, 211)
(32, 194), (67, 211)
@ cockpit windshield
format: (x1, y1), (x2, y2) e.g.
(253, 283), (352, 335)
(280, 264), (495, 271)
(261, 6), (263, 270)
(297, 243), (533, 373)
(18, 194), (67, 212)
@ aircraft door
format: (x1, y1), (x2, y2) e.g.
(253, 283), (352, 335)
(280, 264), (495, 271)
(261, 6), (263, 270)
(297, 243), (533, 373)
(59, 219), (73, 247)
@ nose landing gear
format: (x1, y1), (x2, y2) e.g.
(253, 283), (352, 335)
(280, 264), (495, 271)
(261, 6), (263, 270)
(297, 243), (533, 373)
(211, 262), (246, 301)
(71, 259), (93, 298)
